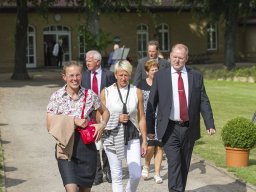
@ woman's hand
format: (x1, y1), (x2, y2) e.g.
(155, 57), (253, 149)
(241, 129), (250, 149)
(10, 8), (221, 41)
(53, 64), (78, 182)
(74, 117), (88, 128)
(141, 141), (148, 157)
(93, 121), (106, 141)
(119, 114), (129, 123)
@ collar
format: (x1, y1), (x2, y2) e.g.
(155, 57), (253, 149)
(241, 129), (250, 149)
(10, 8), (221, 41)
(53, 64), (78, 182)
(60, 85), (84, 97)
(91, 67), (102, 74)
(171, 66), (187, 74)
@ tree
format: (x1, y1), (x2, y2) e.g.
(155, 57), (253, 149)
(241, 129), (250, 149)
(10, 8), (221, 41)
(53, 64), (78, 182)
(180, 0), (256, 70)
(12, 0), (29, 80)
(8, 0), (55, 80)
(8, 0), (154, 80)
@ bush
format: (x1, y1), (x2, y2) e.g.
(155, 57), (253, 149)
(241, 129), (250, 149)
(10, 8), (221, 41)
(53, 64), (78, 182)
(221, 117), (256, 149)
(191, 65), (256, 80)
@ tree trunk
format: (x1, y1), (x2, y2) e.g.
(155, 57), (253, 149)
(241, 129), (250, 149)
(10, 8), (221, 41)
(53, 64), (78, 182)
(86, 1), (100, 49)
(224, 4), (238, 71)
(11, 0), (30, 80)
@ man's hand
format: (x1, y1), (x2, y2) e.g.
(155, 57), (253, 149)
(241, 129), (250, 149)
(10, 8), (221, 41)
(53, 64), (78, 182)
(207, 128), (216, 136)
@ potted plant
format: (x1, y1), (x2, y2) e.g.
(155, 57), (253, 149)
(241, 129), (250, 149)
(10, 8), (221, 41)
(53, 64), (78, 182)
(221, 117), (256, 167)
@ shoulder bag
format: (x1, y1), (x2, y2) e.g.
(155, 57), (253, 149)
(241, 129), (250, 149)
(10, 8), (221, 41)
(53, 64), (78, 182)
(76, 89), (96, 144)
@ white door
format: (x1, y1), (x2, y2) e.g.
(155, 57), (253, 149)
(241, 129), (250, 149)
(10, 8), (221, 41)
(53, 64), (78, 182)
(43, 25), (71, 67)
(26, 26), (36, 68)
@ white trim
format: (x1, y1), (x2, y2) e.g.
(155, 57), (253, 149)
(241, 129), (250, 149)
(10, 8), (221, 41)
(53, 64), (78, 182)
(156, 23), (170, 52)
(137, 24), (148, 59)
(26, 25), (36, 68)
(43, 25), (71, 63)
(207, 24), (218, 51)
(78, 26), (86, 62)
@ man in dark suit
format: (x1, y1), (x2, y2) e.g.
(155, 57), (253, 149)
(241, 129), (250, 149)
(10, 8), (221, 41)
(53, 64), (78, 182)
(147, 44), (216, 192)
(81, 50), (116, 185)
(133, 40), (169, 86)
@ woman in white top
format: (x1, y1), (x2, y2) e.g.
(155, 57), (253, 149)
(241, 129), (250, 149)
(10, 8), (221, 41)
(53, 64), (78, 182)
(101, 60), (147, 192)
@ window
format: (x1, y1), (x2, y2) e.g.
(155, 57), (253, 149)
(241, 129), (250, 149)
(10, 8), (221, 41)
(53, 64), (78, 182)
(43, 25), (69, 32)
(137, 24), (148, 58)
(26, 25), (36, 68)
(156, 23), (170, 52)
(78, 26), (86, 62)
(207, 24), (217, 50)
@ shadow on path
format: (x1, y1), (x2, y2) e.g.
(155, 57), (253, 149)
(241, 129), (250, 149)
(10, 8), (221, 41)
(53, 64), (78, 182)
(187, 180), (248, 192)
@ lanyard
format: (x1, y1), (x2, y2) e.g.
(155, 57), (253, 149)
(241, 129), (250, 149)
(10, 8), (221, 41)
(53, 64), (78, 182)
(116, 84), (130, 114)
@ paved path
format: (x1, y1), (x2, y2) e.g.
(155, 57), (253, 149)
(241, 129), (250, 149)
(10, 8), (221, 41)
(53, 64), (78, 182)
(0, 69), (255, 192)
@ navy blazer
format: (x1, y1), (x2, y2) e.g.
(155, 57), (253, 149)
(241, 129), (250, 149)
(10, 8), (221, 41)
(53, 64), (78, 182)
(133, 57), (170, 86)
(81, 68), (116, 91)
(147, 66), (215, 142)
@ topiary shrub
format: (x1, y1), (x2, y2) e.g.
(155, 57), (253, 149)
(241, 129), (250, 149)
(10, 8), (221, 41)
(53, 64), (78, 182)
(221, 117), (256, 149)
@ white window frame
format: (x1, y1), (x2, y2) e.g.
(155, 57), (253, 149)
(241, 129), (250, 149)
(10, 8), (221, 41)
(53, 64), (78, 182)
(26, 25), (36, 68)
(156, 23), (170, 52)
(78, 26), (86, 63)
(137, 24), (148, 58)
(43, 25), (71, 62)
(207, 24), (218, 51)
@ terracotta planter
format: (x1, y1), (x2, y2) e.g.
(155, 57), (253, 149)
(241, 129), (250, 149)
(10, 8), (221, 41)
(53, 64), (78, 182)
(225, 147), (250, 167)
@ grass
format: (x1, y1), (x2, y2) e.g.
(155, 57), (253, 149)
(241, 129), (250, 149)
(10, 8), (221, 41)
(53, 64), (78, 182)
(194, 80), (256, 186)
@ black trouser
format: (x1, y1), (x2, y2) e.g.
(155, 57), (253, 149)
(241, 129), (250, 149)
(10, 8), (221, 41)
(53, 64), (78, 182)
(94, 149), (110, 181)
(162, 121), (195, 192)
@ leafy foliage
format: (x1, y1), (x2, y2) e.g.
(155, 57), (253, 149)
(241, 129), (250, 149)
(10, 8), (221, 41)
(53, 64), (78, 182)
(192, 65), (256, 80)
(80, 27), (112, 54)
(221, 117), (256, 149)
(179, 0), (256, 70)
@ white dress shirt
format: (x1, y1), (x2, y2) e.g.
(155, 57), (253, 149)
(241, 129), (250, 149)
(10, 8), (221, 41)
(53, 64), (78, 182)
(169, 66), (189, 121)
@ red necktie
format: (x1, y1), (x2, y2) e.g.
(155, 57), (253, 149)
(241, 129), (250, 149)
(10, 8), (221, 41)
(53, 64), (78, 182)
(178, 71), (188, 121)
(92, 71), (98, 95)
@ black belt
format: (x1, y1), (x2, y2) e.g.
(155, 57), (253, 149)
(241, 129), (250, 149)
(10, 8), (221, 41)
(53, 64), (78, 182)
(169, 120), (189, 127)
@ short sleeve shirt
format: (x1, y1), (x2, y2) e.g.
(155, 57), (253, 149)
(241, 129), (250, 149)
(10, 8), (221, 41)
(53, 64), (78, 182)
(47, 85), (101, 118)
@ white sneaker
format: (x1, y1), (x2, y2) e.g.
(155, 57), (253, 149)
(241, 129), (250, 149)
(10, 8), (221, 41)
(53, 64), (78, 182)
(141, 166), (149, 180)
(154, 175), (163, 184)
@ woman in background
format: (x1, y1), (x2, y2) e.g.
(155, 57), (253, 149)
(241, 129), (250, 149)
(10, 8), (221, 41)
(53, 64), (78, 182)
(137, 59), (164, 184)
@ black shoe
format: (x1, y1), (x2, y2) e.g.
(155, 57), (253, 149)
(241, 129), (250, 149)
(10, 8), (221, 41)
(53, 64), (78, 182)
(93, 179), (103, 186)
(105, 171), (112, 183)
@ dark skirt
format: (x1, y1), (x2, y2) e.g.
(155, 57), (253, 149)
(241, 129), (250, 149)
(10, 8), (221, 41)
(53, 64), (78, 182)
(147, 139), (163, 147)
(57, 131), (97, 188)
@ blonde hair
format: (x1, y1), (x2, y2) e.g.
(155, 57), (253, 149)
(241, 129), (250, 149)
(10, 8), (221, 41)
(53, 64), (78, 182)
(62, 60), (82, 74)
(144, 59), (159, 72)
(114, 60), (133, 76)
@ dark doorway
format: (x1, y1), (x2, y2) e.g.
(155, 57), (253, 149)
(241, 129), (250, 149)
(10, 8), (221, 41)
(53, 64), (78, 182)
(44, 35), (57, 67)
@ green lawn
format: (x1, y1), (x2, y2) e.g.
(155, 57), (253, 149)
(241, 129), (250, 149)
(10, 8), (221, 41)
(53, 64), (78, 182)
(194, 80), (256, 186)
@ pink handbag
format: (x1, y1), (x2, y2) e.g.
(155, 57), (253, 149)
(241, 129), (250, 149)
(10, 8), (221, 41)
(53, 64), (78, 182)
(76, 90), (96, 144)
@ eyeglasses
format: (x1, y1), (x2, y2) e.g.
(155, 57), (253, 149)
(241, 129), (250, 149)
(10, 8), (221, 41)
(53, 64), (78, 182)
(65, 74), (81, 79)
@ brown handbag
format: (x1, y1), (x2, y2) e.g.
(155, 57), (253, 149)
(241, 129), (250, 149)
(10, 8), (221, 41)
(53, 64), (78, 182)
(76, 89), (96, 144)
